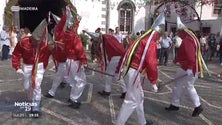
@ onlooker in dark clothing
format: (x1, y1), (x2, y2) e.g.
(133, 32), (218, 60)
(136, 32), (140, 39)
(108, 28), (114, 35)
(215, 33), (221, 57)
(90, 38), (99, 62)
(207, 33), (216, 61)
(219, 38), (222, 65)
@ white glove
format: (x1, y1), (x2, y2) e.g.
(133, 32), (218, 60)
(82, 64), (88, 68)
(16, 69), (24, 75)
(151, 84), (158, 93)
(186, 69), (193, 76)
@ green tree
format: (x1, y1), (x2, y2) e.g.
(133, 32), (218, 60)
(79, 33), (89, 48)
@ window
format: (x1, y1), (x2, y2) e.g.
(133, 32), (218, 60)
(213, 1), (222, 15)
(202, 27), (211, 34)
(118, 2), (134, 33)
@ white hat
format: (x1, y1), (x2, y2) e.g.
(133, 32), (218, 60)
(51, 13), (61, 24)
(177, 16), (187, 30)
(151, 12), (165, 32)
(32, 19), (48, 41)
(65, 6), (74, 30)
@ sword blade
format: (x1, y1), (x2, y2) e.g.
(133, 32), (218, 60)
(158, 74), (187, 91)
(84, 66), (114, 77)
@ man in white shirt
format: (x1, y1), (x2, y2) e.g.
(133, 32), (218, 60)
(0, 26), (10, 60)
(113, 27), (123, 44)
(159, 32), (172, 66)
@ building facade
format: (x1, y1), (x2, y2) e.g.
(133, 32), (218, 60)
(0, 0), (221, 35)
(73, 0), (222, 35)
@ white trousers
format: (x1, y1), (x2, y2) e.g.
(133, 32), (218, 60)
(65, 59), (87, 102)
(171, 68), (201, 107)
(48, 62), (67, 96)
(23, 63), (45, 111)
(105, 56), (126, 93)
(116, 68), (146, 125)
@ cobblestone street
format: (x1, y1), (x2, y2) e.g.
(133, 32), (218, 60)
(0, 51), (222, 125)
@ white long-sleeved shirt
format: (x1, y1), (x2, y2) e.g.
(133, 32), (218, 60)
(0, 30), (10, 46)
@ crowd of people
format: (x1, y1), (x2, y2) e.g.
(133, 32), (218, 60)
(0, 25), (31, 61)
(199, 32), (222, 65)
(0, 4), (221, 125)
(156, 30), (222, 66)
(89, 25), (222, 68)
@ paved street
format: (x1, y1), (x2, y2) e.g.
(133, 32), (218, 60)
(0, 51), (222, 125)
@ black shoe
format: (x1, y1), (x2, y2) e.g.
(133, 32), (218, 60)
(59, 82), (66, 88)
(67, 99), (72, 103)
(192, 105), (203, 117)
(145, 120), (153, 125)
(44, 93), (54, 98)
(165, 104), (179, 111)
(98, 91), (110, 97)
(69, 100), (81, 109)
(120, 92), (126, 99)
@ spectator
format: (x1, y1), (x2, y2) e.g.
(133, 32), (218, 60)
(140, 30), (145, 35)
(20, 27), (31, 40)
(91, 28), (101, 62)
(114, 27), (123, 44)
(0, 26), (10, 60)
(125, 31), (132, 48)
(219, 38), (222, 65)
(136, 32), (140, 39)
(159, 32), (172, 66)
(9, 26), (18, 56)
(0, 24), (2, 53)
(199, 33), (208, 63)
(215, 32), (221, 57)
(207, 33), (216, 61)
(14, 25), (21, 41)
(108, 28), (114, 35)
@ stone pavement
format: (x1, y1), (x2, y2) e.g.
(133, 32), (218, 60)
(0, 51), (221, 125)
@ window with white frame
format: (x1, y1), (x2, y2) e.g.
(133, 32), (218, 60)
(118, 2), (134, 33)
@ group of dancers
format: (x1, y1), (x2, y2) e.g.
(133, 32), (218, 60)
(11, 5), (206, 125)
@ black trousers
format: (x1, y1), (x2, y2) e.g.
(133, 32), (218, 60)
(159, 48), (169, 65)
(2, 45), (10, 60)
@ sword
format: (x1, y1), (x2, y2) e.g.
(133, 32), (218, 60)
(157, 74), (187, 91)
(84, 66), (114, 77)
